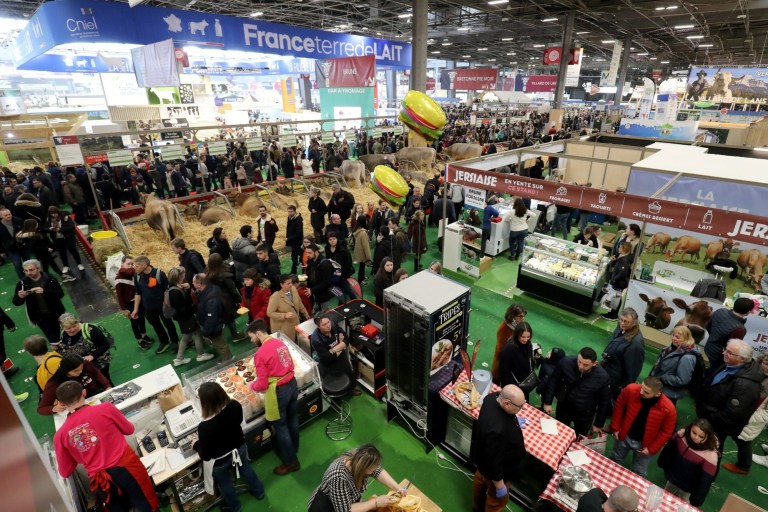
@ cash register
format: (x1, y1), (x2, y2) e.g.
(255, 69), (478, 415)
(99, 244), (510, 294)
(165, 401), (202, 441)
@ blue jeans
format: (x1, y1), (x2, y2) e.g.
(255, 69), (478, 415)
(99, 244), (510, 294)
(552, 213), (570, 240)
(508, 229), (528, 258)
(273, 377), (300, 465)
(212, 443), (265, 512)
(611, 435), (653, 477)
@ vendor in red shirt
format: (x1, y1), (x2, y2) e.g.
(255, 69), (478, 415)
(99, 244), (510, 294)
(247, 319), (300, 476)
(53, 381), (159, 512)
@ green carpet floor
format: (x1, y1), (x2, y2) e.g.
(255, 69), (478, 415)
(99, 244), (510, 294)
(3, 220), (766, 511)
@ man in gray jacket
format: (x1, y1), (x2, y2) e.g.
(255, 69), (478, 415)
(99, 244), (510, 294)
(231, 224), (258, 282)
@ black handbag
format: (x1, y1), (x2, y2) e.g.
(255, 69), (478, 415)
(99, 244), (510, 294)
(308, 489), (335, 512)
(515, 356), (540, 393)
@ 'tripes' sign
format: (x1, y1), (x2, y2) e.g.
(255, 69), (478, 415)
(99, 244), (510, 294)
(327, 55), (376, 87)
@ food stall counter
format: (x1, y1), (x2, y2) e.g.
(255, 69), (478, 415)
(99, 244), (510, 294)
(541, 443), (698, 512)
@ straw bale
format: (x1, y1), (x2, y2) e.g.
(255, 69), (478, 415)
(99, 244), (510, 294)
(122, 180), (423, 272)
(92, 237), (127, 264)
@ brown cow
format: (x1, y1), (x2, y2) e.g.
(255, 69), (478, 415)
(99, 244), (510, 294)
(638, 293), (674, 330)
(672, 298), (714, 344)
(236, 195), (265, 217)
(199, 204), (232, 226)
(334, 160), (367, 188)
(703, 240), (724, 264)
(737, 248), (767, 289)
(646, 232), (672, 254)
(396, 147), (436, 174)
(140, 194), (178, 241)
(443, 142), (483, 162)
(358, 154), (397, 172)
(665, 235), (701, 263)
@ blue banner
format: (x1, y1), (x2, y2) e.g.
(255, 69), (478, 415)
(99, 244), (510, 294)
(13, 0), (411, 70)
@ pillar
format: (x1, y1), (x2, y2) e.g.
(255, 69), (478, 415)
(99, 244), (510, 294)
(614, 35), (632, 105)
(298, 75), (312, 110)
(553, 10), (575, 109)
(411, 0), (428, 92)
(386, 70), (397, 107)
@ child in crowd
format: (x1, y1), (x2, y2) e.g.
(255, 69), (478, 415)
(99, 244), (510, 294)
(240, 269), (272, 328)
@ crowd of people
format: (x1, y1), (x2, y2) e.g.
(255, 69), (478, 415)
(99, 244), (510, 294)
(485, 301), (768, 510)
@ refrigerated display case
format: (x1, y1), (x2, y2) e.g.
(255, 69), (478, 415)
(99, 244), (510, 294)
(517, 232), (609, 315)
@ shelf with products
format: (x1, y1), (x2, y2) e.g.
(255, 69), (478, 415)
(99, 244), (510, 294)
(518, 232), (609, 315)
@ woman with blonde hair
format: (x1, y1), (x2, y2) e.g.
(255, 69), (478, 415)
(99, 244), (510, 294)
(58, 313), (113, 384)
(649, 325), (701, 402)
(308, 444), (404, 512)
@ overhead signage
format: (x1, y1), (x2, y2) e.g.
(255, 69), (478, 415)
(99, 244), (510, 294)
(53, 136), (84, 166)
(565, 48), (584, 88)
(392, 125), (404, 135)
(207, 141), (228, 155)
(617, 118), (698, 142)
(686, 67), (768, 102)
(327, 55), (376, 87)
(439, 68), (498, 91)
(542, 47), (581, 66)
(281, 78), (297, 113)
(158, 145), (183, 160)
(446, 164), (768, 247)
(13, 0), (411, 69)
(279, 134), (295, 146)
(599, 41), (622, 87)
(106, 149), (134, 166)
(319, 87), (375, 132)
(518, 75), (558, 93)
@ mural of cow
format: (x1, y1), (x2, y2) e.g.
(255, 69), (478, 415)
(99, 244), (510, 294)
(638, 293), (675, 330)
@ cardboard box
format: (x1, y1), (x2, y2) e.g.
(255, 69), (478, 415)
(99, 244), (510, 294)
(479, 256), (493, 275)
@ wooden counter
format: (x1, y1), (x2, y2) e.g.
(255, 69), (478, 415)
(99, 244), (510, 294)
(376, 479), (442, 512)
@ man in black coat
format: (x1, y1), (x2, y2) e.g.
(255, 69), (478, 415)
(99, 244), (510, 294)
(12, 259), (65, 344)
(309, 313), (360, 396)
(170, 238), (206, 285)
(31, 177), (57, 219)
(696, 339), (764, 474)
(285, 205), (304, 275)
(542, 347), (611, 436)
(328, 184), (355, 224)
(254, 244), (281, 292)
(472, 385), (526, 512)
(0, 208), (28, 278)
(303, 243), (335, 312)
(192, 274), (232, 360)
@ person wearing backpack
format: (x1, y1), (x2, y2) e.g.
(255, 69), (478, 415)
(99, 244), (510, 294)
(132, 255), (180, 355)
(23, 334), (62, 395)
(57, 313), (114, 385)
(304, 243), (336, 312)
(649, 325), (702, 403)
(166, 267), (214, 366)
(325, 231), (359, 304)
(170, 238), (206, 286)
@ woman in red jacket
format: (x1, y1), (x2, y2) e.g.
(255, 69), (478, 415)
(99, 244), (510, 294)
(240, 268), (272, 329)
(608, 376), (677, 477)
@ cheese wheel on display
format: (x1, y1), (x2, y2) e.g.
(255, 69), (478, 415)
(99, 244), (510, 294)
(398, 90), (446, 141)
(370, 165), (408, 206)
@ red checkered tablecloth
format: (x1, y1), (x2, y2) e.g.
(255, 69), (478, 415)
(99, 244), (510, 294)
(541, 443), (699, 512)
(438, 371), (575, 469)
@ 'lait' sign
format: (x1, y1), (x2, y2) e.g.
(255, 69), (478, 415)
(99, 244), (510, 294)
(446, 164), (768, 247)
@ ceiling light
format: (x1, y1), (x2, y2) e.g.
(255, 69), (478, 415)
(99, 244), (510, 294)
(686, 35), (704, 39)
(660, 60), (670, 63)
(501, 38), (513, 41)
(576, 31), (590, 35)
(655, 7), (665, 10)
(541, 18), (558, 22)
(458, 27), (471, 31)
(636, 52), (648, 56)
(488, 59), (496, 61)
(478, 47), (488, 51)
(431, 51), (440, 54)
(462, 55), (471, 58)
(737, 14), (747, 19)
(666, 6), (678, 9)
(533, 44), (545, 48)
(529, 56), (536, 60)
(397, 13), (412, 18)
(338, 24), (347, 28)
(250, 11), (263, 17)
(487, 0), (509, 5)
(506, 52), (516, 55)
(602, 40), (615, 44)
(442, 42), (452, 46)
(649, 57), (657, 60)
(376, 32), (381, 35)
(698, 44), (714, 47)
(674, 24), (694, 29)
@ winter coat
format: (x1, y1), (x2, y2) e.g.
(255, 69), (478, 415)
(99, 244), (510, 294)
(286, 213), (304, 249)
(206, 236), (232, 261)
(240, 284), (271, 324)
(255, 215), (279, 247)
(373, 270), (394, 307)
(499, 340), (538, 389)
(493, 321), (515, 382)
(14, 195), (45, 223)
(329, 190), (355, 221)
(704, 308), (747, 360)
(602, 325), (645, 391)
(308, 196), (328, 231)
(254, 252), (281, 291)
(0, 215), (24, 252)
(306, 256), (335, 305)
(196, 284), (225, 337)
(407, 218), (428, 255)
(326, 244), (354, 280)
(739, 393), (768, 441)
(543, 356), (611, 426)
(267, 286), (309, 340)
(609, 254), (633, 291)
(609, 383), (677, 454)
(178, 249), (206, 285)
(114, 267), (136, 311)
(230, 236), (258, 280)
(207, 272), (240, 323)
(352, 227), (371, 263)
(696, 359), (765, 436)
(649, 344), (700, 400)
(657, 429), (719, 507)
(372, 236), (393, 273)
(12, 272), (65, 325)
(168, 286), (199, 334)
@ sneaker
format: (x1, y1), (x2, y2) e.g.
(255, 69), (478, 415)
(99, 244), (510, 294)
(77, 264), (85, 271)
(62, 266), (70, 274)
(173, 357), (191, 366)
(762, 443), (768, 454)
(196, 353), (215, 362)
(754, 454), (768, 468)
(155, 344), (170, 355)
(15, 392), (29, 403)
(61, 274), (77, 283)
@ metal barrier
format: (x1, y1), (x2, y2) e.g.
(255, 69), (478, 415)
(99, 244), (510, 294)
(107, 210), (132, 251)
(170, 204), (186, 230)
(252, 184), (276, 207)
(211, 191), (235, 215)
